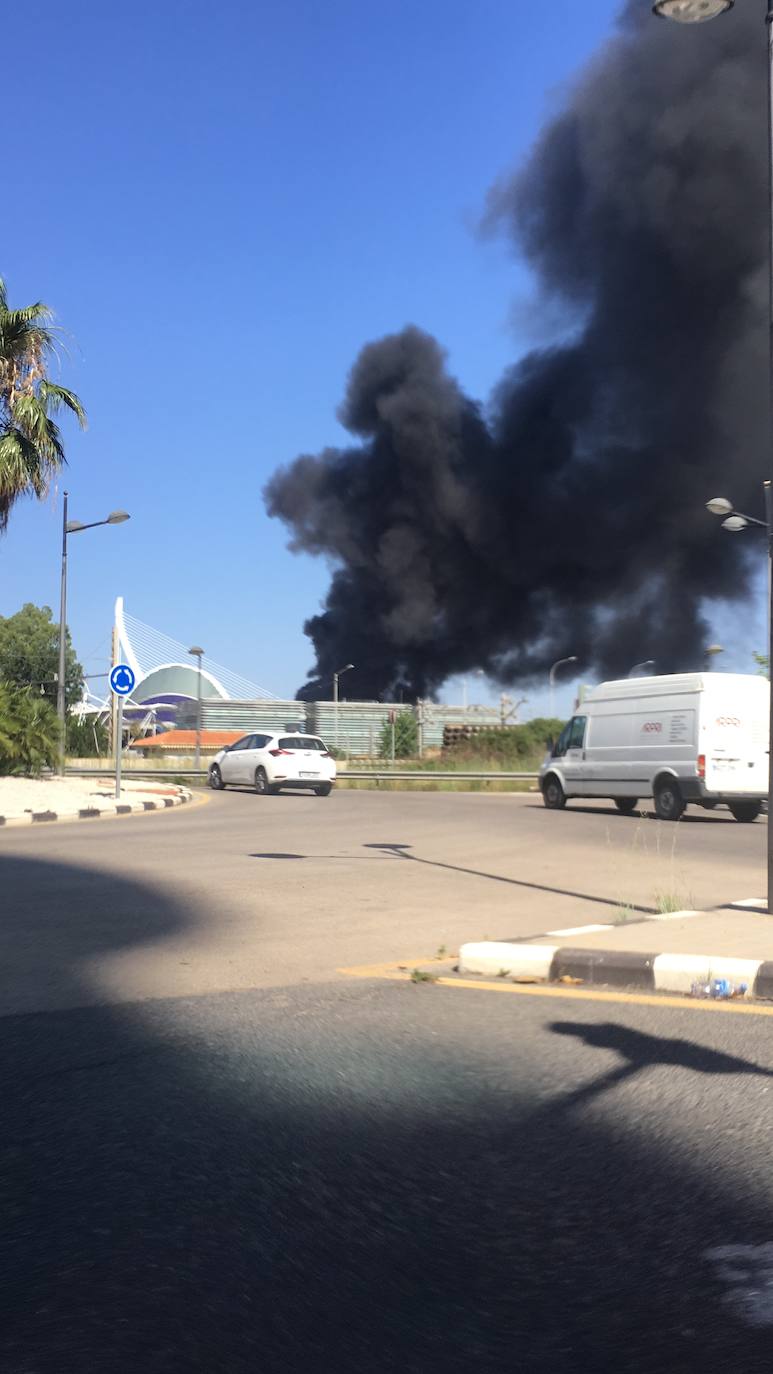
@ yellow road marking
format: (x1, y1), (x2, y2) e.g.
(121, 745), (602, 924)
(338, 958), (773, 1017)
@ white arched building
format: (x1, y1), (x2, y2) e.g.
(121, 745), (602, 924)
(113, 597), (275, 724)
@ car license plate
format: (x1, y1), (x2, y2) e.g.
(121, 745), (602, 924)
(300, 771), (319, 778)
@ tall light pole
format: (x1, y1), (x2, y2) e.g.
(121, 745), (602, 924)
(706, 489), (772, 666)
(332, 663), (354, 750)
(188, 646), (204, 772)
(656, 0), (773, 912)
(548, 656), (578, 719)
(57, 494), (130, 774)
(628, 660), (655, 678)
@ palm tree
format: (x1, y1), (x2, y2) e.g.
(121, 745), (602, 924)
(0, 276), (86, 530)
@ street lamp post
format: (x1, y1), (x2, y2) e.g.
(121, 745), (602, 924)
(656, 0), (773, 910)
(332, 663), (354, 750)
(628, 660), (656, 678)
(548, 656), (578, 719)
(57, 494), (130, 774)
(188, 646), (204, 772)
(706, 489), (773, 671)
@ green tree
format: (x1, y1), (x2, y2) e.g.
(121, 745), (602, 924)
(379, 712), (418, 758)
(66, 713), (108, 757)
(0, 276), (86, 529)
(753, 651), (769, 679)
(0, 603), (83, 708)
(0, 683), (60, 774)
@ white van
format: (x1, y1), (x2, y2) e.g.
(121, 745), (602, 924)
(539, 672), (769, 822)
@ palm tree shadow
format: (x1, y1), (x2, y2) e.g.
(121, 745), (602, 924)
(547, 1021), (773, 1113)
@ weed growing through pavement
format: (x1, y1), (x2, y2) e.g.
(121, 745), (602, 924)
(410, 969), (438, 984)
(653, 890), (694, 915)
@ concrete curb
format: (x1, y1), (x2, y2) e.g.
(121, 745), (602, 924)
(459, 941), (772, 999)
(0, 787), (193, 828)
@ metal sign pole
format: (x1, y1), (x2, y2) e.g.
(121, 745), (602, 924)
(115, 697), (124, 799)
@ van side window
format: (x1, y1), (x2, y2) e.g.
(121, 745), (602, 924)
(553, 722), (572, 757)
(568, 716), (587, 750)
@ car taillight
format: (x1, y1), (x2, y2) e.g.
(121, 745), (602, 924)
(697, 754), (706, 779)
(269, 748), (291, 757)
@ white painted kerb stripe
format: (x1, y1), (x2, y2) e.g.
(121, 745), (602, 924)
(459, 942), (558, 980)
(653, 953), (762, 995)
(547, 924), (612, 937)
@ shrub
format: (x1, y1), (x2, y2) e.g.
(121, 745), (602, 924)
(0, 683), (61, 775)
(379, 712), (418, 759)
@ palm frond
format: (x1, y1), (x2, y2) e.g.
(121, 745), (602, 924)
(39, 381), (87, 428)
(1, 303), (54, 328)
(0, 425), (57, 529)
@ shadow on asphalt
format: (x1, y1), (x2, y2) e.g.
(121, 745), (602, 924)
(3, 850), (773, 1371)
(361, 841), (657, 914)
(549, 1021), (773, 1112)
(523, 802), (755, 824)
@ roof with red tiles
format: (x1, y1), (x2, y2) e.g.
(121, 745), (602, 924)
(130, 730), (242, 750)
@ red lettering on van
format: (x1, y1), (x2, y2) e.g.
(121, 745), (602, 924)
(715, 716), (741, 727)
(641, 722), (662, 733)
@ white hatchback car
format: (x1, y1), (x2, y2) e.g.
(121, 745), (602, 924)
(208, 732), (336, 796)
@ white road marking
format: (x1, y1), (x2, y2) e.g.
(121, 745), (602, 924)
(705, 1244), (773, 1327)
(648, 909), (703, 921)
(546, 924), (613, 937)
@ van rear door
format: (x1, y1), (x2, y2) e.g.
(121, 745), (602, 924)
(704, 705), (767, 796)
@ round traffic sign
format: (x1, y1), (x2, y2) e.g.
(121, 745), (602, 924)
(110, 663), (136, 697)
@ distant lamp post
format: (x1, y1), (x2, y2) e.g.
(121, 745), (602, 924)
(705, 644), (725, 670)
(188, 646), (205, 772)
(57, 494), (130, 774)
(628, 660), (656, 678)
(548, 656), (578, 718)
(706, 488), (772, 664)
(333, 663), (354, 750)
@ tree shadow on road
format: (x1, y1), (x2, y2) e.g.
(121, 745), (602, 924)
(3, 849), (773, 1371)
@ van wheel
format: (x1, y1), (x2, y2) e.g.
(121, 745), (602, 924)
(542, 775), (566, 810)
(614, 798), (639, 815)
(654, 779), (685, 822)
(729, 801), (762, 823)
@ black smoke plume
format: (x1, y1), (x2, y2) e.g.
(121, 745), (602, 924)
(265, 1), (767, 702)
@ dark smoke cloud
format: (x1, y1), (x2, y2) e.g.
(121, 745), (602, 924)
(265, 0), (767, 702)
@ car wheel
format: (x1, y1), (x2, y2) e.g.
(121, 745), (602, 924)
(654, 779), (685, 822)
(254, 767), (274, 796)
(209, 764), (225, 790)
(729, 801), (762, 823)
(314, 783), (332, 797)
(614, 798), (639, 815)
(542, 774), (566, 810)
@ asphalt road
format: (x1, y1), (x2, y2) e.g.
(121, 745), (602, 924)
(4, 794), (773, 1371)
(6, 973), (773, 1371)
(0, 789), (764, 1013)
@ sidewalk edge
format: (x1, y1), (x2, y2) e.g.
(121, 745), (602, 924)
(459, 941), (773, 999)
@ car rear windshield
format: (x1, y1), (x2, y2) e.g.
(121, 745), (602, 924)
(278, 737), (326, 751)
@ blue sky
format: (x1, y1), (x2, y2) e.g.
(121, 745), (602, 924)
(1, 0), (762, 719)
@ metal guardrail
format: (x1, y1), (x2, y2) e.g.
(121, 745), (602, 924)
(65, 767), (540, 782)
